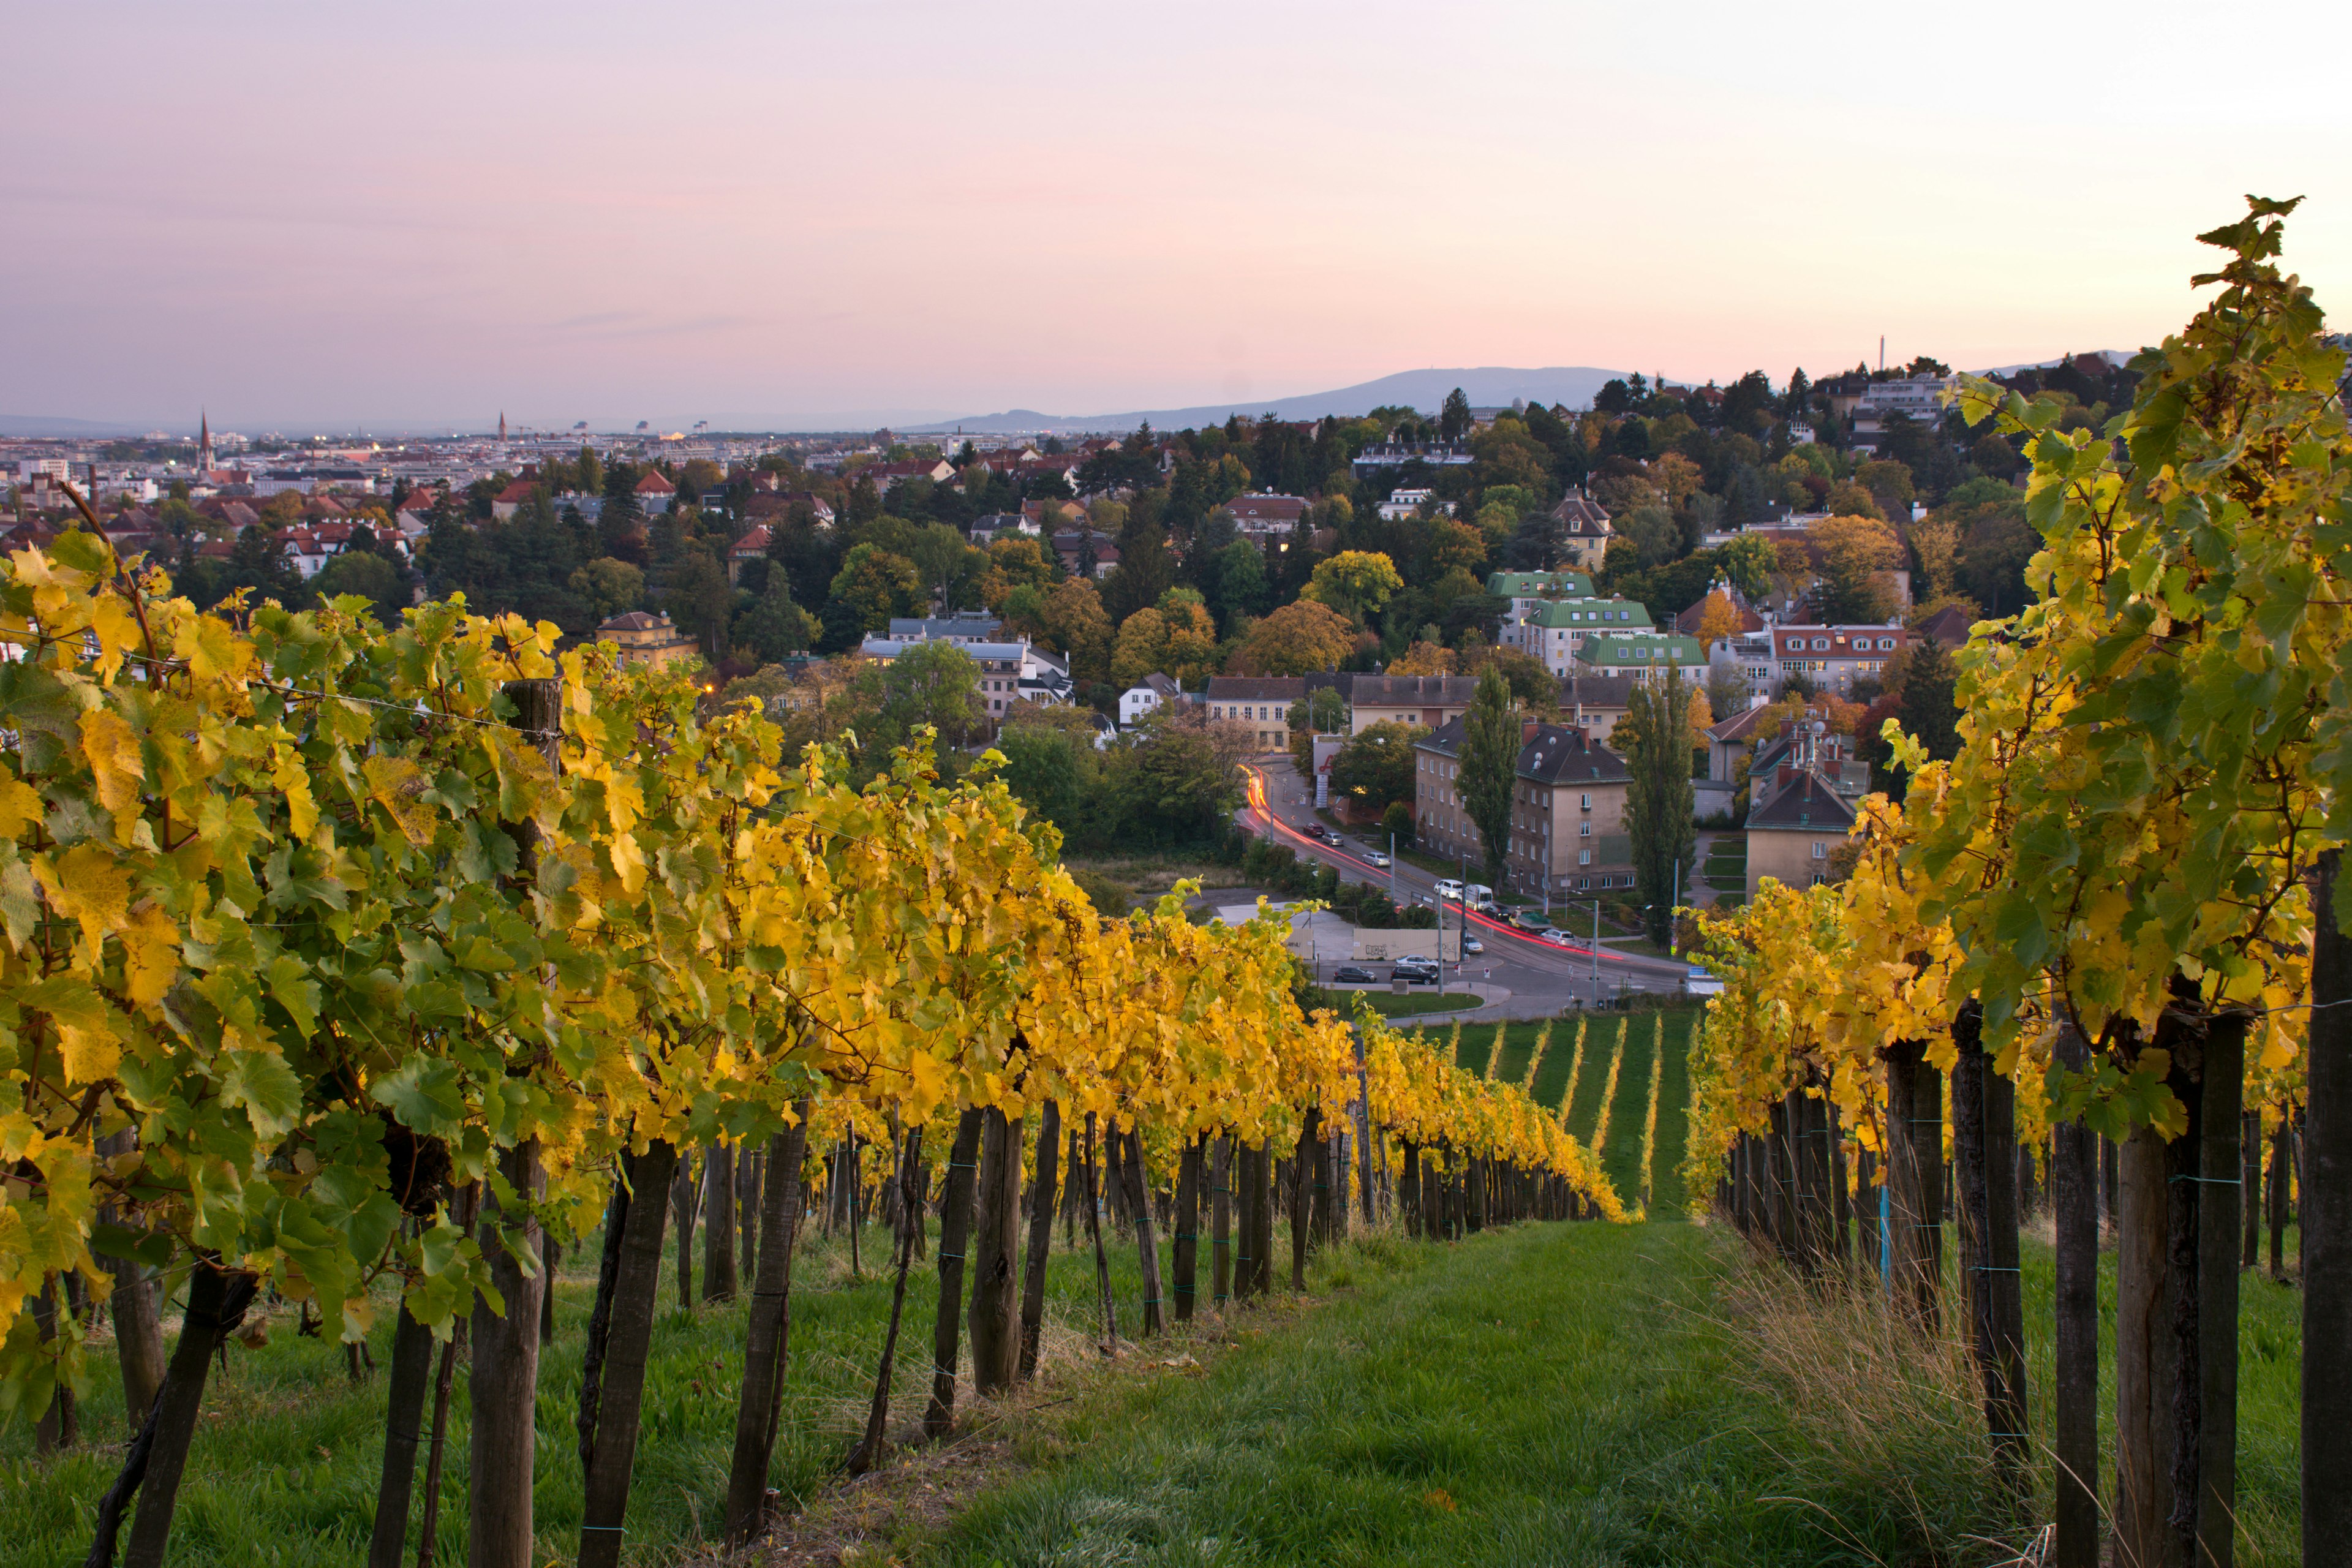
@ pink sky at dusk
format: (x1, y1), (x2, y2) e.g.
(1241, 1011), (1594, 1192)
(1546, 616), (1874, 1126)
(7, 1), (2351, 431)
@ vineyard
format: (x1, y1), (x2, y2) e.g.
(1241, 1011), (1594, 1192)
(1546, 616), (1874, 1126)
(0, 192), (2341, 1568)
(0, 495), (1624, 1568)
(1684, 198), (2342, 1568)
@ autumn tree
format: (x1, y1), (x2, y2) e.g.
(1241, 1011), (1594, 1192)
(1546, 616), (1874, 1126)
(1231, 599), (1354, 676)
(1387, 640), (1455, 677)
(1304, 550), (1403, 625)
(1037, 579), (1114, 685)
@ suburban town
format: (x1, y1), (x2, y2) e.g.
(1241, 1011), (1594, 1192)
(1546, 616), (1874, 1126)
(2, 8), (2336, 1567)
(4, 357), (2056, 965)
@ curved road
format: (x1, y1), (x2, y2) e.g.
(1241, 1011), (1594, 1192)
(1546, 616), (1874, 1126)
(1235, 759), (1695, 1006)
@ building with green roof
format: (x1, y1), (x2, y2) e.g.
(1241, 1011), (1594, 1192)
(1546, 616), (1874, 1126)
(1512, 596), (1654, 674)
(1571, 631), (1708, 684)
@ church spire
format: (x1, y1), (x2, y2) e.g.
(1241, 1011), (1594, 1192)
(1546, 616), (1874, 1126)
(498, 410), (507, 443)
(198, 410), (213, 471)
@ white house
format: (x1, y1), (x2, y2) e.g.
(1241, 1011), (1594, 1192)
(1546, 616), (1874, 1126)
(1119, 673), (1185, 728)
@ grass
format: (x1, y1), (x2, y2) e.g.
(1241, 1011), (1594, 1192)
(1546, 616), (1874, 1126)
(924, 1222), (2043, 1567)
(1349, 992), (1480, 1018)
(0, 1215), (1183, 1566)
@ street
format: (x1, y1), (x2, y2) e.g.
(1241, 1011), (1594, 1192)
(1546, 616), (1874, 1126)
(1235, 758), (1697, 1016)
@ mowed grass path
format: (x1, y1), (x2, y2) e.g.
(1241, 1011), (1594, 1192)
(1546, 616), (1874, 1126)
(1423, 1009), (1696, 1215)
(925, 1222), (2019, 1568)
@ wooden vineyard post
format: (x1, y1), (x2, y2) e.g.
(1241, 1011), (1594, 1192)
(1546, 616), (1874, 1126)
(702, 1142), (737, 1303)
(2051, 1025), (2100, 1568)
(1172, 1132), (1202, 1323)
(2309, 848), (2350, 1566)
(1352, 1028), (1376, 1228)
(1018, 1101), (1061, 1378)
(723, 1106), (810, 1547)
(1120, 1127), (1169, 1335)
(1951, 1002), (2028, 1493)
(1400, 1139), (1422, 1239)
(924, 1109), (986, 1437)
(1250, 1137), (1275, 1292)
(2192, 1011), (2247, 1568)
(850, 1125), (927, 1476)
(103, 1259), (260, 1568)
(968, 1109), (1023, 1392)
(1291, 1107), (1320, 1287)
(1083, 1112), (1120, 1341)
(2114, 1110), (2175, 1565)
(670, 1155), (699, 1310)
(467, 1137), (544, 1568)
(1210, 1134), (1234, 1310)
(575, 1140), (682, 1568)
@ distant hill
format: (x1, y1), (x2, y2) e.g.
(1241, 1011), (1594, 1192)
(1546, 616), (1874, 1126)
(905, 366), (1637, 435)
(0, 413), (157, 437)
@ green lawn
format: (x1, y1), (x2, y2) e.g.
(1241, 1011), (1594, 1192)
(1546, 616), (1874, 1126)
(924, 1223), (2042, 1567)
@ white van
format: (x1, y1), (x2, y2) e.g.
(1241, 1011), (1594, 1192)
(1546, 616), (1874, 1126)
(1465, 883), (1494, 907)
(1433, 879), (1465, 900)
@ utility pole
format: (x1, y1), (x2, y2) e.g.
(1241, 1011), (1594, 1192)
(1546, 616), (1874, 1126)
(1591, 899), (1600, 1008)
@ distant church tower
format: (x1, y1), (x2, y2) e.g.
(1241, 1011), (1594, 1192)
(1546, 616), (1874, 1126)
(198, 410), (214, 472)
(499, 411), (507, 443)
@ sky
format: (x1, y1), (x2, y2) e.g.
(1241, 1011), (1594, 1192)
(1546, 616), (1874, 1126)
(8, 1), (2352, 433)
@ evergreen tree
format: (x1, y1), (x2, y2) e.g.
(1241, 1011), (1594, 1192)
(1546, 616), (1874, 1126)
(1456, 666), (1520, 890)
(1898, 638), (1961, 764)
(1621, 671), (1697, 946)
(1439, 387), (1472, 444)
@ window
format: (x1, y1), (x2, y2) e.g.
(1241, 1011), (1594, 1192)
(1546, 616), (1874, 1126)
(1580, 793), (1591, 810)
(1812, 841), (1828, 859)
(1578, 848), (1591, 865)
(1812, 637), (1830, 650)
(1879, 637), (1896, 650)
(1578, 820), (1592, 837)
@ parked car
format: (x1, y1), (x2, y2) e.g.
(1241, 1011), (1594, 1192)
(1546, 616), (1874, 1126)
(1391, 960), (1441, 986)
(1332, 965), (1378, 984)
(1433, 879), (1465, 900)
(1461, 934), (1483, 955)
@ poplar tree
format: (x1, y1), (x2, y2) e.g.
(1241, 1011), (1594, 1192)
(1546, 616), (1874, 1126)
(1622, 669), (1696, 944)
(1456, 666), (1518, 889)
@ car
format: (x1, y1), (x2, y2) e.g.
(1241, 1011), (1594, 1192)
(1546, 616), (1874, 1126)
(1332, 965), (1379, 984)
(1390, 960), (1441, 986)
(1512, 908), (1551, 931)
(1460, 934), (1483, 955)
(1363, 850), (1391, 869)
(1471, 895), (1501, 914)
(1433, 878), (1465, 900)
(1539, 929), (1577, 947)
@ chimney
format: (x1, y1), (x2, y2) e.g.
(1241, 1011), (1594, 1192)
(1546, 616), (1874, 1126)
(1521, 718), (1540, 744)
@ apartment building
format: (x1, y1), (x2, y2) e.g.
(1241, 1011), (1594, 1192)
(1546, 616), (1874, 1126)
(1412, 717), (1634, 895)
(1510, 596), (1656, 674)
(1571, 631), (1708, 684)
(1204, 676), (1305, 749)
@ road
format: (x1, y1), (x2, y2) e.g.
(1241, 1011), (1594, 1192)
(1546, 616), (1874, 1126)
(1235, 758), (1698, 1011)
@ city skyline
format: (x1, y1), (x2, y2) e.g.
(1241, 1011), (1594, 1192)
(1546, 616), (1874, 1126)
(9, 1), (2352, 430)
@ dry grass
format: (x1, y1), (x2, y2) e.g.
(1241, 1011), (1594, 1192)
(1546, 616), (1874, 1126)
(1700, 1248), (2032, 1566)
